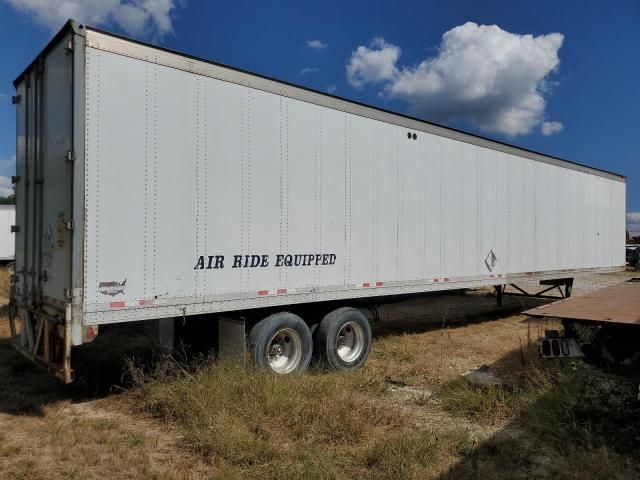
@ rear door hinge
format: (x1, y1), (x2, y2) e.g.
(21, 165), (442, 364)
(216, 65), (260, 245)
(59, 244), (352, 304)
(66, 38), (74, 53)
(65, 219), (74, 231)
(11, 225), (20, 233)
(65, 150), (75, 163)
(12, 95), (21, 104)
(64, 289), (72, 300)
(11, 175), (20, 184)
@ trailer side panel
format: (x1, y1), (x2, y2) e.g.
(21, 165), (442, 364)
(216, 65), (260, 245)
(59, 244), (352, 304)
(82, 37), (626, 325)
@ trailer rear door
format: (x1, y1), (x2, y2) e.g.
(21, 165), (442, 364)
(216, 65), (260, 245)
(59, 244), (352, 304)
(14, 30), (75, 309)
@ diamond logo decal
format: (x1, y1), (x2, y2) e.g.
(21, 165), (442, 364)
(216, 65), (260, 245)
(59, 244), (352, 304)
(485, 250), (497, 272)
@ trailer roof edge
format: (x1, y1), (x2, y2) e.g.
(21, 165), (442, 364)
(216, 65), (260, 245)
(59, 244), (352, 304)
(13, 20), (85, 88)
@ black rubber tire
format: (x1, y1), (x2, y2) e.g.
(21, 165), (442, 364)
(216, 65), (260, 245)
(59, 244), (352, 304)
(247, 312), (312, 373)
(315, 307), (372, 370)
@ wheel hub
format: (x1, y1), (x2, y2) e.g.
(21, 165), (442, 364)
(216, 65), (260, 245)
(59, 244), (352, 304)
(336, 321), (365, 363)
(267, 328), (303, 374)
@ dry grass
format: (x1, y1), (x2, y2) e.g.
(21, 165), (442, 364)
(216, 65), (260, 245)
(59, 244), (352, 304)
(0, 267), (213, 479)
(129, 358), (470, 479)
(0, 399), (214, 479)
(438, 357), (555, 425)
(1, 268), (640, 479)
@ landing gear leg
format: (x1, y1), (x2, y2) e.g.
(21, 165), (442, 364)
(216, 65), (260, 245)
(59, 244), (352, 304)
(495, 284), (504, 307)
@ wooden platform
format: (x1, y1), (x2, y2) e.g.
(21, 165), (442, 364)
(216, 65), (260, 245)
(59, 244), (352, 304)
(524, 280), (640, 325)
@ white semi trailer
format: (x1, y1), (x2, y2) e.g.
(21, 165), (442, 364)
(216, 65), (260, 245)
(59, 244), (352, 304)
(0, 205), (16, 261)
(9, 21), (626, 382)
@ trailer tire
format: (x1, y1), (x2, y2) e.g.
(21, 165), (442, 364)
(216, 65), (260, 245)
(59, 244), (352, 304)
(248, 312), (312, 374)
(315, 307), (372, 370)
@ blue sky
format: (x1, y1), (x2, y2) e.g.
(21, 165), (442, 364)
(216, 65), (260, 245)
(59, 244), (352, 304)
(0, 0), (638, 229)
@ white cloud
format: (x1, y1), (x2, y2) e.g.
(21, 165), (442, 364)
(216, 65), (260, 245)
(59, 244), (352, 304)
(346, 37), (400, 88)
(0, 155), (17, 197)
(627, 212), (640, 224)
(628, 213), (640, 234)
(348, 23), (564, 136)
(306, 39), (327, 50)
(0, 176), (13, 197)
(325, 84), (337, 94)
(299, 67), (319, 76)
(5, 0), (180, 38)
(541, 121), (564, 135)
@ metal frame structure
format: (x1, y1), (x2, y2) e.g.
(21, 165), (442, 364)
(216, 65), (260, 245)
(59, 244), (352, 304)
(495, 278), (574, 307)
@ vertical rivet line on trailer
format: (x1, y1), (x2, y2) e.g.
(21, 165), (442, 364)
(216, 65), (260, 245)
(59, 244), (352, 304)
(554, 170), (563, 268)
(592, 179), (596, 265)
(521, 159), (526, 271)
(348, 116), (353, 282)
(592, 179), (597, 266)
(400, 131), (405, 280)
(95, 51), (101, 293)
(377, 125), (381, 281)
(370, 123), (375, 283)
(400, 133), (405, 280)
(439, 138), (444, 278)
(144, 63), (149, 297)
(533, 159), (538, 270)
(319, 108), (323, 289)
(285, 99), (289, 285)
(493, 150), (502, 261)
(203, 75), (208, 294)
(343, 113), (348, 285)
(153, 62), (159, 295)
(395, 128), (401, 281)
(313, 109), (319, 287)
(461, 145), (465, 271)
(376, 124), (380, 282)
(475, 147), (479, 275)
(247, 92), (253, 290)
(373, 123), (379, 283)
(399, 129), (404, 281)
(83, 51), (91, 302)
(278, 97), (284, 287)
(315, 109), (321, 287)
(239, 88), (245, 292)
(194, 78), (200, 296)
(507, 154), (511, 274)
(421, 136), (427, 279)
(578, 177), (582, 267)
(278, 98), (289, 286)
(609, 183), (613, 267)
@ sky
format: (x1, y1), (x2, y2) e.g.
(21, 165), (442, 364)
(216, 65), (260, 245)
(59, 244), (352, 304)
(0, 0), (638, 231)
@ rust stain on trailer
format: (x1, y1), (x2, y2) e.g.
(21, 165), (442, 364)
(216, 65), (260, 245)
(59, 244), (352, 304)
(525, 280), (640, 325)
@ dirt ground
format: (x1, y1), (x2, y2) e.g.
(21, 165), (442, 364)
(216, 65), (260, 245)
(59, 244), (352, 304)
(0, 268), (637, 479)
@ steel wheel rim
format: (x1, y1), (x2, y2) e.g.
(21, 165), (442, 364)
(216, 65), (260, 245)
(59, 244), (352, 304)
(267, 328), (303, 374)
(336, 321), (364, 363)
